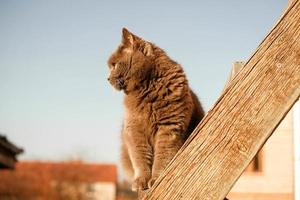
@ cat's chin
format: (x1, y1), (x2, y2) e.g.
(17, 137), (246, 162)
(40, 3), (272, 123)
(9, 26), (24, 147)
(112, 86), (123, 91)
(111, 84), (126, 92)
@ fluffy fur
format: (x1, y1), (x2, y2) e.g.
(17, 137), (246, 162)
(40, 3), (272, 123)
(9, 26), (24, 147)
(107, 28), (205, 191)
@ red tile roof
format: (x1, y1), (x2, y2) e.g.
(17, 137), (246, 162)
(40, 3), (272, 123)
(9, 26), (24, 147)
(0, 161), (117, 199)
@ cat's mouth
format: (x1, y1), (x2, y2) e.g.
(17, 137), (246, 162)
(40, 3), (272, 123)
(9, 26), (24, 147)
(109, 77), (126, 91)
(116, 78), (126, 90)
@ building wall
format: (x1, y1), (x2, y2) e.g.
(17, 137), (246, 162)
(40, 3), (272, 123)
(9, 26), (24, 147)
(93, 182), (116, 200)
(293, 101), (300, 200)
(228, 108), (295, 199)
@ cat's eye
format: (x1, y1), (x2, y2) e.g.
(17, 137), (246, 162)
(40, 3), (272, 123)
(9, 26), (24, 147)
(110, 62), (117, 70)
(112, 62), (119, 70)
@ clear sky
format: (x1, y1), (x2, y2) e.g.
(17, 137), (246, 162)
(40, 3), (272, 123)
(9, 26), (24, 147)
(0, 0), (287, 164)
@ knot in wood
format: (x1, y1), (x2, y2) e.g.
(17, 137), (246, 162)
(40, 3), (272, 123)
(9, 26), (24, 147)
(276, 63), (283, 68)
(236, 139), (248, 154)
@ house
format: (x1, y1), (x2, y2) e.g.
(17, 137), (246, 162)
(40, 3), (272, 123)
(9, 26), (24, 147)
(0, 135), (23, 169)
(0, 161), (117, 200)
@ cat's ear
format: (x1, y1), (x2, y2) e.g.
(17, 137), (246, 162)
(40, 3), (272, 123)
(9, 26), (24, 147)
(142, 42), (153, 56)
(122, 28), (134, 48)
(122, 28), (152, 56)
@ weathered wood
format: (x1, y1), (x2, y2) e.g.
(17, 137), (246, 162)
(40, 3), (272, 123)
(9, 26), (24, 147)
(289, 0), (295, 7)
(223, 61), (245, 92)
(143, 1), (300, 199)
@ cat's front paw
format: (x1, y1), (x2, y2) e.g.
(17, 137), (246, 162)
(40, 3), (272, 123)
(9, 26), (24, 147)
(148, 176), (158, 188)
(132, 176), (150, 192)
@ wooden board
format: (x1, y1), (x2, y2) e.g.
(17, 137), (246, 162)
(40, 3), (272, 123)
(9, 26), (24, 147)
(142, 1), (300, 199)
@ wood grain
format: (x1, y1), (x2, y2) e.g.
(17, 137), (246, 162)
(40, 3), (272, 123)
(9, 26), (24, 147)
(289, 0), (295, 7)
(142, 1), (300, 199)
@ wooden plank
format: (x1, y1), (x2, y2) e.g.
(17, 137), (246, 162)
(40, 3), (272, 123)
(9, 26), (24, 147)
(143, 1), (300, 199)
(222, 61), (245, 92)
(289, 0), (295, 7)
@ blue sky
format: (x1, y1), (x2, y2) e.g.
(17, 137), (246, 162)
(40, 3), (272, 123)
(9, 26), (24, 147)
(0, 0), (287, 163)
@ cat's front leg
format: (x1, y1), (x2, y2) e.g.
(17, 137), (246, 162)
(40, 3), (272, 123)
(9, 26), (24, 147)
(149, 127), (184, 187)
(125, 130), (153, 191)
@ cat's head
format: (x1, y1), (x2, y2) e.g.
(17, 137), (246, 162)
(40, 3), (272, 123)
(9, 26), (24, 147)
(107, 28), (154, 93)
